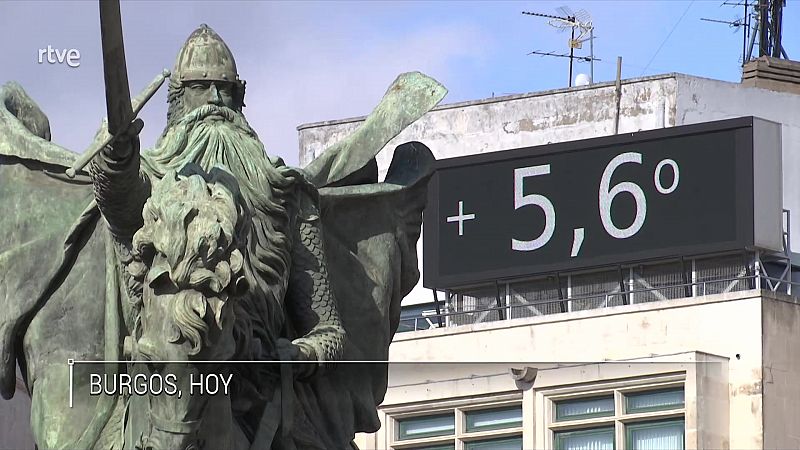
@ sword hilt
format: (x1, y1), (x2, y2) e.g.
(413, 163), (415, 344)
(65, 69), (170, 179)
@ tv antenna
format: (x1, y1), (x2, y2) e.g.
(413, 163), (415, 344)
(752, 0), (787, 59)
(701, 0), (787, 66)
(522, 6), (599, 87)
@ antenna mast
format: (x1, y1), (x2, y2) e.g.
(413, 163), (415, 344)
(522, 7), (598, 87)
(757, 0), (786, 58)
(702, 0), (787, 65)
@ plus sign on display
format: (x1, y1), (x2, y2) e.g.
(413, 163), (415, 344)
(424, 117), (783, 289)
(447, 201), (477, 236)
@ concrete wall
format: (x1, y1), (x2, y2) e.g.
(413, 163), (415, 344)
(361, 355), (728, 449)
(674, 75), (800, 253)
(298, 73), (800, 304)
(299, 74), (679, 177)
(298, 75), (681, 306)
(694, 352), (731, 449)
(297, 73), (800, 449)
(530, 355), (729, 450)
(372, 290), (777, 450)
(762, 297), (800, 448)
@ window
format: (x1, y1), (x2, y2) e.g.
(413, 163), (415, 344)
(550, 386), (685, 450)
(554, 427), (614, 450)
(555, 395), (614, 421)
(397, 302), (441, 332)
(626, 419), (685, 450)
(397, 414), (455, 440)
(391, 402), (522, 449)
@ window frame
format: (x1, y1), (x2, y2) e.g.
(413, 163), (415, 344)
(396, 412), (457, 441)
(384, 393), (524, 450)
(553, 426), (616, 450)
(464, 404), (525, 433)
(624, 418), (686, 450)
(624, 387), (685, 415)
(554, 395), (616, 421)
(543, 374), (686, 450)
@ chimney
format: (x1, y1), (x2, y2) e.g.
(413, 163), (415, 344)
(742, 56), (800, 95)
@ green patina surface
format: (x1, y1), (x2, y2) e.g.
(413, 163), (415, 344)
(0, 13), (446, 448)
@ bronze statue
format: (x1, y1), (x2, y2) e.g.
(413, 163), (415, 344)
(0, 2), (446, 449)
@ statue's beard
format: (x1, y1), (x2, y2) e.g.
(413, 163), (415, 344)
(145, 104), (266, 178)
(142, 103), (299, 356)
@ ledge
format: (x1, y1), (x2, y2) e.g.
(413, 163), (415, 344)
(392, 289), (795, 343)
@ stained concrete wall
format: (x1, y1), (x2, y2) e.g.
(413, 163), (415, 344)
(762, 297), (800, 448)
(299, 74), (679, 176)
(365, 356), (727, 450)
(298, 74), (681, 306)
(4, 73), (795, 449)
(366, 290), (792, 450)
(298, 73), (800, 305)
(298, 74), (800, 448)
(673, 75), (800, 253)
(694, 352), (731, 450)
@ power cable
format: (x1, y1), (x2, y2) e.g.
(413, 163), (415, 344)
(640, 1), (696, 76)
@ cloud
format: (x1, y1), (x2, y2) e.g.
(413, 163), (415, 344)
(240, 21), (486, 164)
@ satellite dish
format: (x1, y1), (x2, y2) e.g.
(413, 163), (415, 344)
(575, 73), (591, 86)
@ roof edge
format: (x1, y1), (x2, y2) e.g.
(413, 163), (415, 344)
(297, 72), (682, 131)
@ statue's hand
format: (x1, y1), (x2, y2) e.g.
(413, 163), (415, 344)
(106, 117), (144, 161)
(275, 338), (317, 379)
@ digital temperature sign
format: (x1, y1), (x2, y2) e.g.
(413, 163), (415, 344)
(424, 117), (782, 289)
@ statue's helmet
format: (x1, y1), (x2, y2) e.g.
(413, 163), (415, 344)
(171, 24), (246, 109)
(174, 24), (240, 84)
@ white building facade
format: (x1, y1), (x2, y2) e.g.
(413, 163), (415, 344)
(298, 67), (800, 449)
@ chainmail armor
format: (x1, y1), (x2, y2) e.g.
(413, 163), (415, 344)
(287, 213), (345, 371)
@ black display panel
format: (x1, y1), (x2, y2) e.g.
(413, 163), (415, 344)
(424, 117), (776, 289)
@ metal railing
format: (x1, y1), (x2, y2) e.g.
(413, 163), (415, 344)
(398, 274), (800, 333)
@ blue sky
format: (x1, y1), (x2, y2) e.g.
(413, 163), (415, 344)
(1, 1), (797, 165)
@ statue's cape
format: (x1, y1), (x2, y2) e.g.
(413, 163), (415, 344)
(0, 82), (100, 401)
(297, 71), (444, 447)
(298, 141), (434, 448)
(0, 71), (446, 448)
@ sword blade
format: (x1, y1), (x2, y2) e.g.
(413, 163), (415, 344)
(99, 0), (133, 136)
